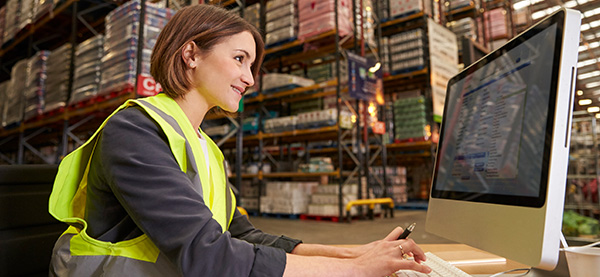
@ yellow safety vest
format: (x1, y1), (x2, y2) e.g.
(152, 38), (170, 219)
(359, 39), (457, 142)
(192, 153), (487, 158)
(48, 94), (236, 276)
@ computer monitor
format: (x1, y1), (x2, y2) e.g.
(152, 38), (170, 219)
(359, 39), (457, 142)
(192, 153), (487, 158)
(426, 8), (581, 271)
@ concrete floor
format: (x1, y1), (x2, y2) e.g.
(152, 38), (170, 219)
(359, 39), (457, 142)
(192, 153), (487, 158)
(248, 210), (455, 245)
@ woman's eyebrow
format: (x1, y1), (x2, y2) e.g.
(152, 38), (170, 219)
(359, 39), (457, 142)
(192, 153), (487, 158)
(235, 49), (254, 61)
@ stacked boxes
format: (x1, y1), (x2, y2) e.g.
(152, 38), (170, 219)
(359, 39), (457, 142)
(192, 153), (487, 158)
(388, 28), (426, 74)
(307, 184), (358, 216)
(0, 6), (5, 47)
(393, 95), (428, 141)
(478, 8), (508, 41)
(389, 0), (432, 19)
(100, 0), (173, 95)
(240, 180), (260, 211)
(370, 166), (407, 204)
(260, 181), (318, 214)
(3, 59), (27, 127)
(71, 35), (104, 104)
(3, 0), (21, 43)
(243, 3), (260, 30)
(24, 51), (50, 121)
(44, 43), (72, 112)
(297, 0), (352, 40)
(265, 0), (297, 46)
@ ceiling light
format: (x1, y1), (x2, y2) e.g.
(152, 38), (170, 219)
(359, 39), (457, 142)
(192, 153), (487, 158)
(532, 6), (560, 20)
(596, 113), (600, 119)
(578, 58), (598, 68)
(586, 81), (600, 89)
(369, 62), (381, 73)
(588, 106), (600, 113)
(564, 1), (578, 8)
(579, 99), (593, 105)
(578, 90), (584, 96)
(579, 71), (600, 80)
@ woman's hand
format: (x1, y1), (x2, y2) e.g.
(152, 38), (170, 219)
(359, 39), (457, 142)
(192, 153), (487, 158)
(351, 239), (431, 277)
(346, 226), (408, 258)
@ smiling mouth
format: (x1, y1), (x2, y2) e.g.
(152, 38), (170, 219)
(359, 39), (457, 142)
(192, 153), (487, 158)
(232, 86), (243, 96)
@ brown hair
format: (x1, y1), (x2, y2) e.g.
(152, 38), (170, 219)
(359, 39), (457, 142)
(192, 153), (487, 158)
(151, 4), (264, 99)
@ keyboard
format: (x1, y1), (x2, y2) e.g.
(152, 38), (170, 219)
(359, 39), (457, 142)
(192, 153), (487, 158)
(392, 252), (471, 277)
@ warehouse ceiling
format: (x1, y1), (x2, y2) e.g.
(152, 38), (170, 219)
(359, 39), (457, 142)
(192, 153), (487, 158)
(514, 0), (600, 112)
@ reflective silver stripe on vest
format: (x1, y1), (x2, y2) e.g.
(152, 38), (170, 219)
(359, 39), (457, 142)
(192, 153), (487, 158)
(223, 160), (232, 225)
(50, 233), (180, 276)
(137, 100), (232, 225)
(137, 100), (203, 196)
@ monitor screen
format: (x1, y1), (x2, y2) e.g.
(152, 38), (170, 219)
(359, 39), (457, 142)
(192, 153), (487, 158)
(431, 20), (560, 208)
(426, 8), (581, 270)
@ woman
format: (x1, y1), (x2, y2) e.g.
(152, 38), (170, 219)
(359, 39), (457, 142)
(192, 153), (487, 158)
(49, 4), (431, 276)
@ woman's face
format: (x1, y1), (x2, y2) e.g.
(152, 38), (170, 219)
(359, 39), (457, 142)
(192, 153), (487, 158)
(192, 31), (256, 112)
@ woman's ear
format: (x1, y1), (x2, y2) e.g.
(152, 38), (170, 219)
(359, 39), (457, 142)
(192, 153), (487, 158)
(182, 41), (199, 69)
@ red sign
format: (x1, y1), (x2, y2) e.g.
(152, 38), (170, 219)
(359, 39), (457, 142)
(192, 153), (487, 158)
(372, 121), (385, 135)
(137, 75), (162, 97)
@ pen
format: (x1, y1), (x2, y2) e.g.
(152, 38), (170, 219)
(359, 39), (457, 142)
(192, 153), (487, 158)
(397, 223), (416, 240)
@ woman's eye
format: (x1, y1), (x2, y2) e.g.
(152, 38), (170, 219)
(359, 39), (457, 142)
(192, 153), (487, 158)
(235, 56), (244, 63)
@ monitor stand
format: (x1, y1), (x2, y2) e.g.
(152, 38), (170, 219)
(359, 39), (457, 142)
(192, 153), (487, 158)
(528, 250), (569, 277)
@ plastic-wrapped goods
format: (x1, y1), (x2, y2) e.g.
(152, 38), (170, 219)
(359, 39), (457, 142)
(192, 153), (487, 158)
(266, 2), (294, 23)
(265, 13), (296, 33)
(43, 43), (71, 112)
(244, 3), (260, 29)
(265, 0), (297, 46)
(261, 181), (318, 214)
(3, 59), (28, 127)
(33, 0), (55, 21)
(389, 0), (432, 19)
(0, 6), (6, 47)
(381, 37), (390, 74)
(478, 8), (508, 41)
(393, 95), (428, 141)
(0, 81), (9, 125)
(265, 25), (296, 46)
(448, 17), (476, 41)
(262, 73), (315, 94)
(297, 0), (352, 40)
(263, 115), (297, 133)
(296, 108), (352, 129)
(444, 0), (475, 12)
(204, 124), (231, 137)
(71, 34), (104, 104)
(266, 0), (294, 12)
(306, 61), (347, 83)
(388, 28), (426, 74)
(3, 0), (21, 43)
(23, 50), (50, 121)
(18, 0), (32, 30)
(100, 0), (174, 95)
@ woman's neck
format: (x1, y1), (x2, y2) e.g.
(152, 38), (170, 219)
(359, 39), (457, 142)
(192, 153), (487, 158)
(174, 89), (212, 132)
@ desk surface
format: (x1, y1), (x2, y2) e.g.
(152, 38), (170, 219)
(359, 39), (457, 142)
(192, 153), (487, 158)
(421, 244), (529, 275)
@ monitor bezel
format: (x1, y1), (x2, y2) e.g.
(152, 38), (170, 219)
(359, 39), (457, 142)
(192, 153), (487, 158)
(430, 10), (566, 208)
